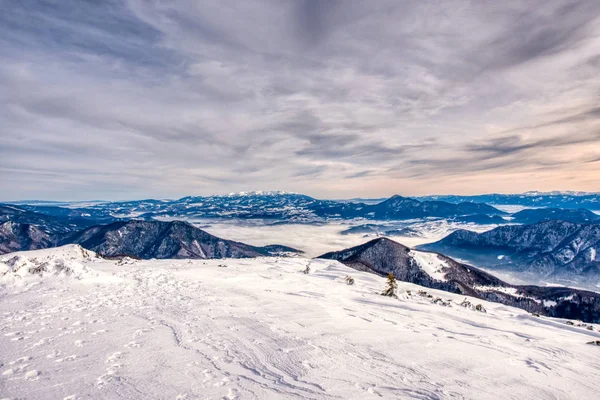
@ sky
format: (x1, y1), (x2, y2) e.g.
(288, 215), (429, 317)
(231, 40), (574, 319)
(1, 0), (600, 201)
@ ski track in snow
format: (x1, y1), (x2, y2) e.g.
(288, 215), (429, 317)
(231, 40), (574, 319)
(1, 251), (600, 399)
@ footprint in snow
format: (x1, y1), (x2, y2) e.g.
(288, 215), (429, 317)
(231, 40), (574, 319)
(9, 356), (32, 365)
(224, 388), (239, 400)
(25, 369), (40, 380)
(106, 352), (122, 364)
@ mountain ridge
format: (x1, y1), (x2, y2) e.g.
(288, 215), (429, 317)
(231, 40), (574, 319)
(0, 220), (301, 259)
(419, 220), (600, 282)
(2, 193), (505, 224)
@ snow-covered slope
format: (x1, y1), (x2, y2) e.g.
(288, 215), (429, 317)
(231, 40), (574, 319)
(0, 244), (99, 284)
(1, 249), (600, 399)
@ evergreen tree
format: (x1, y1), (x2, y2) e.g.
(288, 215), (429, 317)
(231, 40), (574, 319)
(381, 273), (398, 297)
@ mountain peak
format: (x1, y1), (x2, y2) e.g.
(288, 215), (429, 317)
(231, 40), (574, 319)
(224, 191), (297, 197)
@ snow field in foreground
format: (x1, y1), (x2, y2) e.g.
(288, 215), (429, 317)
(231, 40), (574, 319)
(1, 247), (600, 399)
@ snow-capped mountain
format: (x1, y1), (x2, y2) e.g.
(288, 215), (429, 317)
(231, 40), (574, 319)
(3, 193), (505, 224)
(1, 246), (599, 399)
(420, 221), (600, 282)
(319, 237), (600, 323)
(309, 195), (504, 220)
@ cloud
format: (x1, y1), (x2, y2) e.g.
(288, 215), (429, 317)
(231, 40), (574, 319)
(1, 0), (600, 200)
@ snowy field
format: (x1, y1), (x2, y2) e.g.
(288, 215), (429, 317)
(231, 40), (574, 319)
(1, 246), (600, 400)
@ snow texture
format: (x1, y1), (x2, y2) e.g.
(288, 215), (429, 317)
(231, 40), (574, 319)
(1, 247), (600, 399)
(408, 250), (449, 281)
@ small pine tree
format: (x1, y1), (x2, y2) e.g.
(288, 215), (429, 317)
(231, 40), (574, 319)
(381, 273), (398, 297)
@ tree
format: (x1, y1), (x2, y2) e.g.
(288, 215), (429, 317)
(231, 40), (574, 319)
(302, 263), (311, 274)
(381, 273), (398, 297)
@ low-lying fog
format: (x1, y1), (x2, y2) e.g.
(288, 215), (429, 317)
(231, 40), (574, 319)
(190, 219), (498, 258)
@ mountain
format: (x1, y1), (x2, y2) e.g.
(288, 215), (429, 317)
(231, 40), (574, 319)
(10, 192), (504, 223)
(319, 237), (600, 322)
(420, 221), (600, 282)
(0, 204), (106, 234)
(310, 195), (504, 220)
(59, 220), (301, 259)
(418, 191), (600, 210)
(511, 208), (600, 224)
(0, 221), (55, 254)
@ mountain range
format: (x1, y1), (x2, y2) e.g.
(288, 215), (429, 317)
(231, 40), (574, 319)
(510, 208), (600, 224)
(419, 220), (600, 282)
(319, 237), (600, 323)
(2, 192), (506, 225)
(6, 192), (600, 231)
(0, 205), (102, 234)
(418, 191), (600, 210)
(0, 220), (300, 259)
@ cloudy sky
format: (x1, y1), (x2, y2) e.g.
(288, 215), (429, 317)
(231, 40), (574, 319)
(1, 0), (600, 200)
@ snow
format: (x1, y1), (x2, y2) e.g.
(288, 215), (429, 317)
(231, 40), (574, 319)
(1, 248), (600, 399)
(474, 286), (541, 303)
(408, 250), (449, 281)
(590, 247), (596, 262)
(475, 286), (521, 297)
(0, 245), (99, 284)
(490, 204), (535, 213)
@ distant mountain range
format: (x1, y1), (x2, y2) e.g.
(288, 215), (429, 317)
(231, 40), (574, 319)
(0, 221), (54, 254)
(319, 237), (600, 323)
(310, 195), (504, 220)
(418, 191), (600, 209)
(6, 192), (600, 230)
(0, 204), (103, 234)
(419, 220), (600, 283)
(510, 208), (600, 224)
(2, 192), (506, 226)
(0, 220), (300, 259)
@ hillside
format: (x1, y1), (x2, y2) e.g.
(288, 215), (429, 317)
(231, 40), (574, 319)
(60, 220), (300, 259)
(0, 219), (300, 259)
(511, 208), (600, 224)
(0, 221), (54, 254)
(420, 221), (600, 283)
(320, 237), (600, 322)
